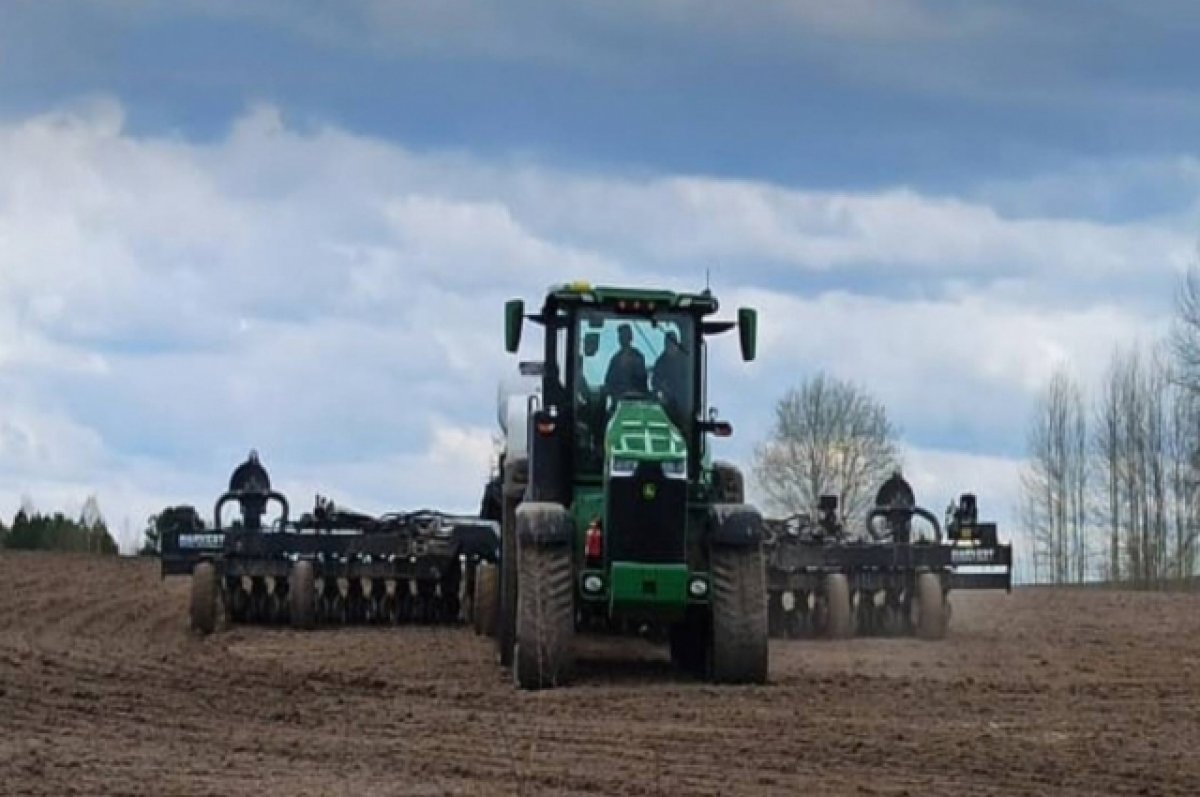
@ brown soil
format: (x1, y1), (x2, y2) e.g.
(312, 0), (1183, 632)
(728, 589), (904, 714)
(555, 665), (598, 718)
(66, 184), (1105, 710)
(2, 551), (1199, 796)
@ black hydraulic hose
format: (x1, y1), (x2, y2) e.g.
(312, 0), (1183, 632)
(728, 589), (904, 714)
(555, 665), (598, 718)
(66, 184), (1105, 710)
(213, 490), (290, 532)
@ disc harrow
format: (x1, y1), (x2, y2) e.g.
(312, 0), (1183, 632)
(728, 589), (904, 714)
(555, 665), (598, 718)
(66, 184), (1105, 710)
(160, 452), (499, 633)
(764, 476), (1011, 640)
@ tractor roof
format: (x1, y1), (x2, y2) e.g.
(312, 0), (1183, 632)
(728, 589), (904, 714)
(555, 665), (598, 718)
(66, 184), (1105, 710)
(544, 282), (720, 315)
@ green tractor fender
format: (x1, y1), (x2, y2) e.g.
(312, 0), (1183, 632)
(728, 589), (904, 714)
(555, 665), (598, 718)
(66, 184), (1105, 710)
(515, 502), (574, 548)
(709, 504), (764, 548)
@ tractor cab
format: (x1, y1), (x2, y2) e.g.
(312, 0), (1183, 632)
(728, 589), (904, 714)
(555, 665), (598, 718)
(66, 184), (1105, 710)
(504, 284), (756, 503)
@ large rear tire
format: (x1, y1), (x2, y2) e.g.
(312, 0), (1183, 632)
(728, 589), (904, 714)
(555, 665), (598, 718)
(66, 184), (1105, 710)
(474, 563), (499, 637)
(822, 573), (853, 640)
(915, 572), (947, 640)
(513, 508), (574, 690)
(709, 544), (768, 684)
(767, 591), (787, 639)
(290, 560), (316, 630)
(497, 462), (524, 667)
(712, 461), (746, 504)
(190, 561), (217, 635)
(497, 503), (517, 665)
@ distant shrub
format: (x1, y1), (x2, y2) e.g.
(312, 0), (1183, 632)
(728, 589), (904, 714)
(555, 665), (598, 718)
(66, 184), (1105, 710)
(4, 509), (118, 555)
(141, 506), (205, 555)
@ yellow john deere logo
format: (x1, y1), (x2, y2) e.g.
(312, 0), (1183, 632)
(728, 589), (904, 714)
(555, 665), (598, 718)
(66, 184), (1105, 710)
(642, 483), (658, 501)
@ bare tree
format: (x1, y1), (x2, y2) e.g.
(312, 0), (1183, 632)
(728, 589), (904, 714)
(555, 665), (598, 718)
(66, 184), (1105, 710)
(1020, 368), (1089, 583)
(1168, 263), (1200, 586)
(1094, 355), (1124, 582)
(1167, 381), (1200, 583)
(1146, 356), (1170, 585)
(1171, 264), (1200, 393)
(753, 373), (901, 526)
(1090, 345), (1197, 588)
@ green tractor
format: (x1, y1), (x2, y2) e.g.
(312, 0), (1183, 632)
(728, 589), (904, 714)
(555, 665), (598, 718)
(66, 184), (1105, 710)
(490, 282), (766, 689)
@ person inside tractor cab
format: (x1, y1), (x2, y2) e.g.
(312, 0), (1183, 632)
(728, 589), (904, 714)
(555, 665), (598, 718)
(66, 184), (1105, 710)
(652, 329), (688, 427)
(604, 323), (648, 399)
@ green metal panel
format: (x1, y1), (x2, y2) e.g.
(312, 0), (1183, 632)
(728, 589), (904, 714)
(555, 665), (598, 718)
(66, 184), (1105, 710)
(504, 299), (524, 353)
(609, 562), (689, 611)
(606, 400), (687, 463)
(571, 488), (604, 525)
(736, 307), (758, 361)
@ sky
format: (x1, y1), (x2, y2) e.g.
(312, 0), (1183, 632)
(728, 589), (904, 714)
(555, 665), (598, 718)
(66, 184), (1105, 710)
(0, 1), (1198, 553)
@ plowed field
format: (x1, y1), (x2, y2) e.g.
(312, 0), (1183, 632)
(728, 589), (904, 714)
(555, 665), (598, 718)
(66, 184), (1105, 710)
(2, 552), (1199, 796)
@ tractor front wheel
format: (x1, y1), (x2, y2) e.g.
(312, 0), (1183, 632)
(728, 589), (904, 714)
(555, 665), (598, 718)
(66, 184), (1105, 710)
(513, 507), (574, 690)
(709, 544), (768, 684)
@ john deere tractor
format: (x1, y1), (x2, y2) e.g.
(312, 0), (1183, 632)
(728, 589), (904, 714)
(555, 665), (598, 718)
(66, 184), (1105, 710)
(489, 282), (766, 689)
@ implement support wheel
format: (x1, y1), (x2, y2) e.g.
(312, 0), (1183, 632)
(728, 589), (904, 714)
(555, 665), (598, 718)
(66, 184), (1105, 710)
(190, 561), (218, 635)
(823, 573), (853, 640)
(709, 544), (769, 684)
(474, 563), (499, 637)
(290, 560), (316, 630)
(915, 572), (947, 640)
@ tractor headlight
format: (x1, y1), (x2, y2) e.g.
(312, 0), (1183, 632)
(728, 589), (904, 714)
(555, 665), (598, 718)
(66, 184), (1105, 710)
(688, 578), (709, 598)
(610, 457), (638, 477)
(662, 459), (687, 479)
(583, 574), (605, 594)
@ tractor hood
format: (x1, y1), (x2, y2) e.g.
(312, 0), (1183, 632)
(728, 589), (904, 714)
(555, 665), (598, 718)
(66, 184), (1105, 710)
(602, 398), (690, 567)
(605, 399), (687, 467)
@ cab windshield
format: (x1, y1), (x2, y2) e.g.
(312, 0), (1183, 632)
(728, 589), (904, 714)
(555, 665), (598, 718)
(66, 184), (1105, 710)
(572, 310), (695, 473)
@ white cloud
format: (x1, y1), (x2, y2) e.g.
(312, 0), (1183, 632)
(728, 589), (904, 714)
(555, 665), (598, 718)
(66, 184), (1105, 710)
(0, 98), (1189, 554)
(0, 403), (105, 479)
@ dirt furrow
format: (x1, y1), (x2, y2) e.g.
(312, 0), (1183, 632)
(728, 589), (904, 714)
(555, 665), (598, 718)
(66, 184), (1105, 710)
(2, 552), (1199, 796)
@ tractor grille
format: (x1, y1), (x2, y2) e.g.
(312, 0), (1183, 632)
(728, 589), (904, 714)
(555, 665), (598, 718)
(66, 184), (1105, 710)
(606, 462), (687, 564)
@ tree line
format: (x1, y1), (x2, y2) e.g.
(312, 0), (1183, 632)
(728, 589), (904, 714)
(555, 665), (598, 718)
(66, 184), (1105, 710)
(0, 496), (118, 555)
(1021, 268), (1200, 587)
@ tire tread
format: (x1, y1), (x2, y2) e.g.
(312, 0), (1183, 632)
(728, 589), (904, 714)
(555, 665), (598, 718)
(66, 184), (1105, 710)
(710, 545), (768, 684)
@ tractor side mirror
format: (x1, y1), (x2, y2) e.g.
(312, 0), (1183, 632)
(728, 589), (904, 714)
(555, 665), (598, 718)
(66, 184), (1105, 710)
(699, 419), (733, 438)
(584, 332), (600, 357)
(737, 307), (757, 362)
(505, 299), (524, 353)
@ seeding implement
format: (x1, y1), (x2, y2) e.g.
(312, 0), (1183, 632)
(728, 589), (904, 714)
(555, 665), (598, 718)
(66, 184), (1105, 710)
(763, 475), (1012, 640)
(483, 282), (766, 689)
(159, 452), (499, 633)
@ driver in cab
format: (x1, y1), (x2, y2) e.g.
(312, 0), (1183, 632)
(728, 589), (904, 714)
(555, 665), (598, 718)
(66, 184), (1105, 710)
(652, 329), (688, 424)
(652, 330), (687, 396)
(604, 323), (648, 399)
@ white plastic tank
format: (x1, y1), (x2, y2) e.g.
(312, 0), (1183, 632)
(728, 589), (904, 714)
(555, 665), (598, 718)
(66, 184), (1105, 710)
(496, 369), (541, 460)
